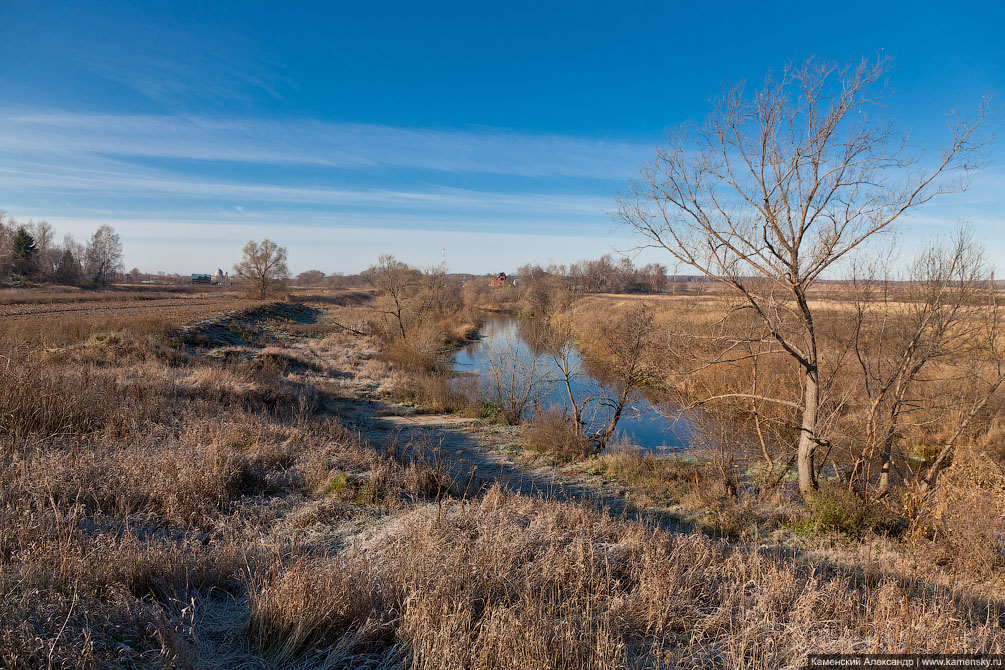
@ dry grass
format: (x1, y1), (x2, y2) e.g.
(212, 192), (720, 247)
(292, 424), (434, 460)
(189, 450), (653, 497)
(4, 289), (1004, 666)
(371, 300), (485, 415)
(907, 444), (1005, 580)
(0, 294), (261, 348)
(392, 369), (482, 415)
(592, 445), (698, 506)
(249, 488), (1005, 668)
(0, 300), (453, 667)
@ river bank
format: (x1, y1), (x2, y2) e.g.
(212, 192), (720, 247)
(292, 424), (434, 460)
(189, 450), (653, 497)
(353, 300), (1005, 608)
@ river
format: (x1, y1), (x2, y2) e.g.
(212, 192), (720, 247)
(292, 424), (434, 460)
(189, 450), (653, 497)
(453, 314), (693, 452)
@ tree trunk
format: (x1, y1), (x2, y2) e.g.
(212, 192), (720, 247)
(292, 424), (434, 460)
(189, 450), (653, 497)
(875, 426), (897, 498)
(557, 348), (583, 426)
(593, 387), (631, 453)
(563, 376), (582, 426)
(396, 311), (406, 339)
(796, 369), (820, 498)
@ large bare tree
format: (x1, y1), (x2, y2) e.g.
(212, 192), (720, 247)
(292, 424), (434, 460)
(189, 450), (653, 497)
(589, 303), (657, 451)
(618, 56), (991, 498)
(234, 238), (289, 299)
(85, 225), (124, 288)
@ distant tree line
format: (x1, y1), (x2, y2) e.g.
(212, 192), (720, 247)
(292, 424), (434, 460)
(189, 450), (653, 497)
(0, 212), (123, 287)
(279, 255), (688, 297)
(512, 255), (696, 295)
(565, 255), (670, 294)
(291, 269), (364, 290)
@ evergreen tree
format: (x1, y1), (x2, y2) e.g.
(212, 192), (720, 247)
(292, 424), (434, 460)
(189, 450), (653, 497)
(11, 227), (37, 277)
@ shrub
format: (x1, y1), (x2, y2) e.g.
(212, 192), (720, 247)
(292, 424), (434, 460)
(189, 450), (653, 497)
(806, 485), (877, 540)
(393, 370), (479, 415)
(384, 333), (443, 373)
(521, 406), (593, 462)
(595, 445), (696, 505)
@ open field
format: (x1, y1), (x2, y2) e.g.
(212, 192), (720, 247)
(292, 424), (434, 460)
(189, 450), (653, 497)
(0, 287), (259, 348)
(574, 289), (967, 316)
(0, 284), (234, 306)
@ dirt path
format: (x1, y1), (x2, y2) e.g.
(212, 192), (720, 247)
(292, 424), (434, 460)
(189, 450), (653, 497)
(323, 395), (683, 526)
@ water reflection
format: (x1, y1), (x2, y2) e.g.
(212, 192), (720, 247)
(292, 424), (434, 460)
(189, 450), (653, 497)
(453, 315), (693, 452)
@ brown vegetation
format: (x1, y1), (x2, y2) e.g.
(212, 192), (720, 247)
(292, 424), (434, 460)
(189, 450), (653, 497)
(547, 285), (1005, 594)
(248, 488), (1004, 668)
(4, 250), (1005, 666)
(522, 406), (594, 461)
(618, 56), (992, 498)
(359, 248), (1005, 612)
(0, 290), (259, 348)
(0, 293), (452, 666)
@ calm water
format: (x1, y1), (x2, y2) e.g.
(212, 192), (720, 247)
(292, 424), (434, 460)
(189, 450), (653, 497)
(453, 315), (693, 452)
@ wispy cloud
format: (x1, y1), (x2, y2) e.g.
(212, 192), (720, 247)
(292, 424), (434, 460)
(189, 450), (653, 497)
(68, 19), (291, 105)
(0, 160), (615, 216)
(0, 111), (651, 179)
(0, 108), (640, 270)
(6, 108), (996, 275)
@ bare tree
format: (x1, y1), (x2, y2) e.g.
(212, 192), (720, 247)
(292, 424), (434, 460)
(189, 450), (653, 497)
(519, 314), (591, 427)
(0, 213), (12, 279)
(234, 238), (289, 299)
(55, 234), (84, 285)
(546, 317), (588, 427)
(28, 220), (57, 280)
(483, 338), (544, 424)
(618, 56), (991, 498)
(845, 231), (998, 498)
(85, 225), (124, 287)
(640, 263), (669, 294)
(363, 254), (421, 339)
(413, 266), (463, 320)
(917, 273), (1005, 496)
(589, 303), (657, 451)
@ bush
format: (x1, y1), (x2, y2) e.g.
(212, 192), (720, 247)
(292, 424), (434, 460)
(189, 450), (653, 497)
(595, 445), (696, 506)
(521, 406), (593, 462)
(384, 332), (443, 373)
(806, 485), (877, 540)
(393, 370), (480, 415)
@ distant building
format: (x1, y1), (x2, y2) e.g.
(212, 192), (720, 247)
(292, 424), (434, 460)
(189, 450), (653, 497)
(211, 268), (229, 285)
(490, 272), (508, 287)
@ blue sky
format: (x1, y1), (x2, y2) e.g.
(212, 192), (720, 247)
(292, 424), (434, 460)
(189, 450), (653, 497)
(1, 0), (1002, 274)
